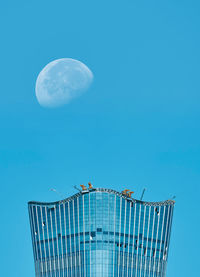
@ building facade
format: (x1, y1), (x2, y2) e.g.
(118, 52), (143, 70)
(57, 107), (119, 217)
(28, 187), (174, 277)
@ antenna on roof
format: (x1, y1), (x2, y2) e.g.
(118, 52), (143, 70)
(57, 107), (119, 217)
(140, 188), (146, 201)
(50, 188), (65, 199)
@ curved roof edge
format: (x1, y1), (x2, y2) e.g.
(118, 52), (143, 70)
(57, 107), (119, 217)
(28, 187), (175, 207)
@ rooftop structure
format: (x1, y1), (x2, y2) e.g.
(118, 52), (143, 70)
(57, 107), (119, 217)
(28, 185), (175, 276)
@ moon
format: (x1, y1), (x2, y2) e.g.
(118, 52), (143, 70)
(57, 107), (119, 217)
(35, 58), (93, 107)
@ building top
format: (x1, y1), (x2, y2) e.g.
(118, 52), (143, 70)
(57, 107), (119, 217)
(28, 187), (175, 207)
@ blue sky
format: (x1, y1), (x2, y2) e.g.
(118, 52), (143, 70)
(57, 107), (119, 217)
(0, 0), (200, 276)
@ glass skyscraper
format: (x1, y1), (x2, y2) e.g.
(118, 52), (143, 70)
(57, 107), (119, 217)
(28, 187), (174, 277)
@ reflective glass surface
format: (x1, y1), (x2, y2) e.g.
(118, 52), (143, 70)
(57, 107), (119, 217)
(28, 188), (174, 277)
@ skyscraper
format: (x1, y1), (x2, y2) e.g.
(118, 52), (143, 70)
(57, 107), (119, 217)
(28, 186), (174, 277)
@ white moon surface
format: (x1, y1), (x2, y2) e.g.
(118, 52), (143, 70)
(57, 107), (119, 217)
(35, 58), (93, 107)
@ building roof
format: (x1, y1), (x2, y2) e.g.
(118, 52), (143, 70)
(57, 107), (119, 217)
(28, 187), (175, 207)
